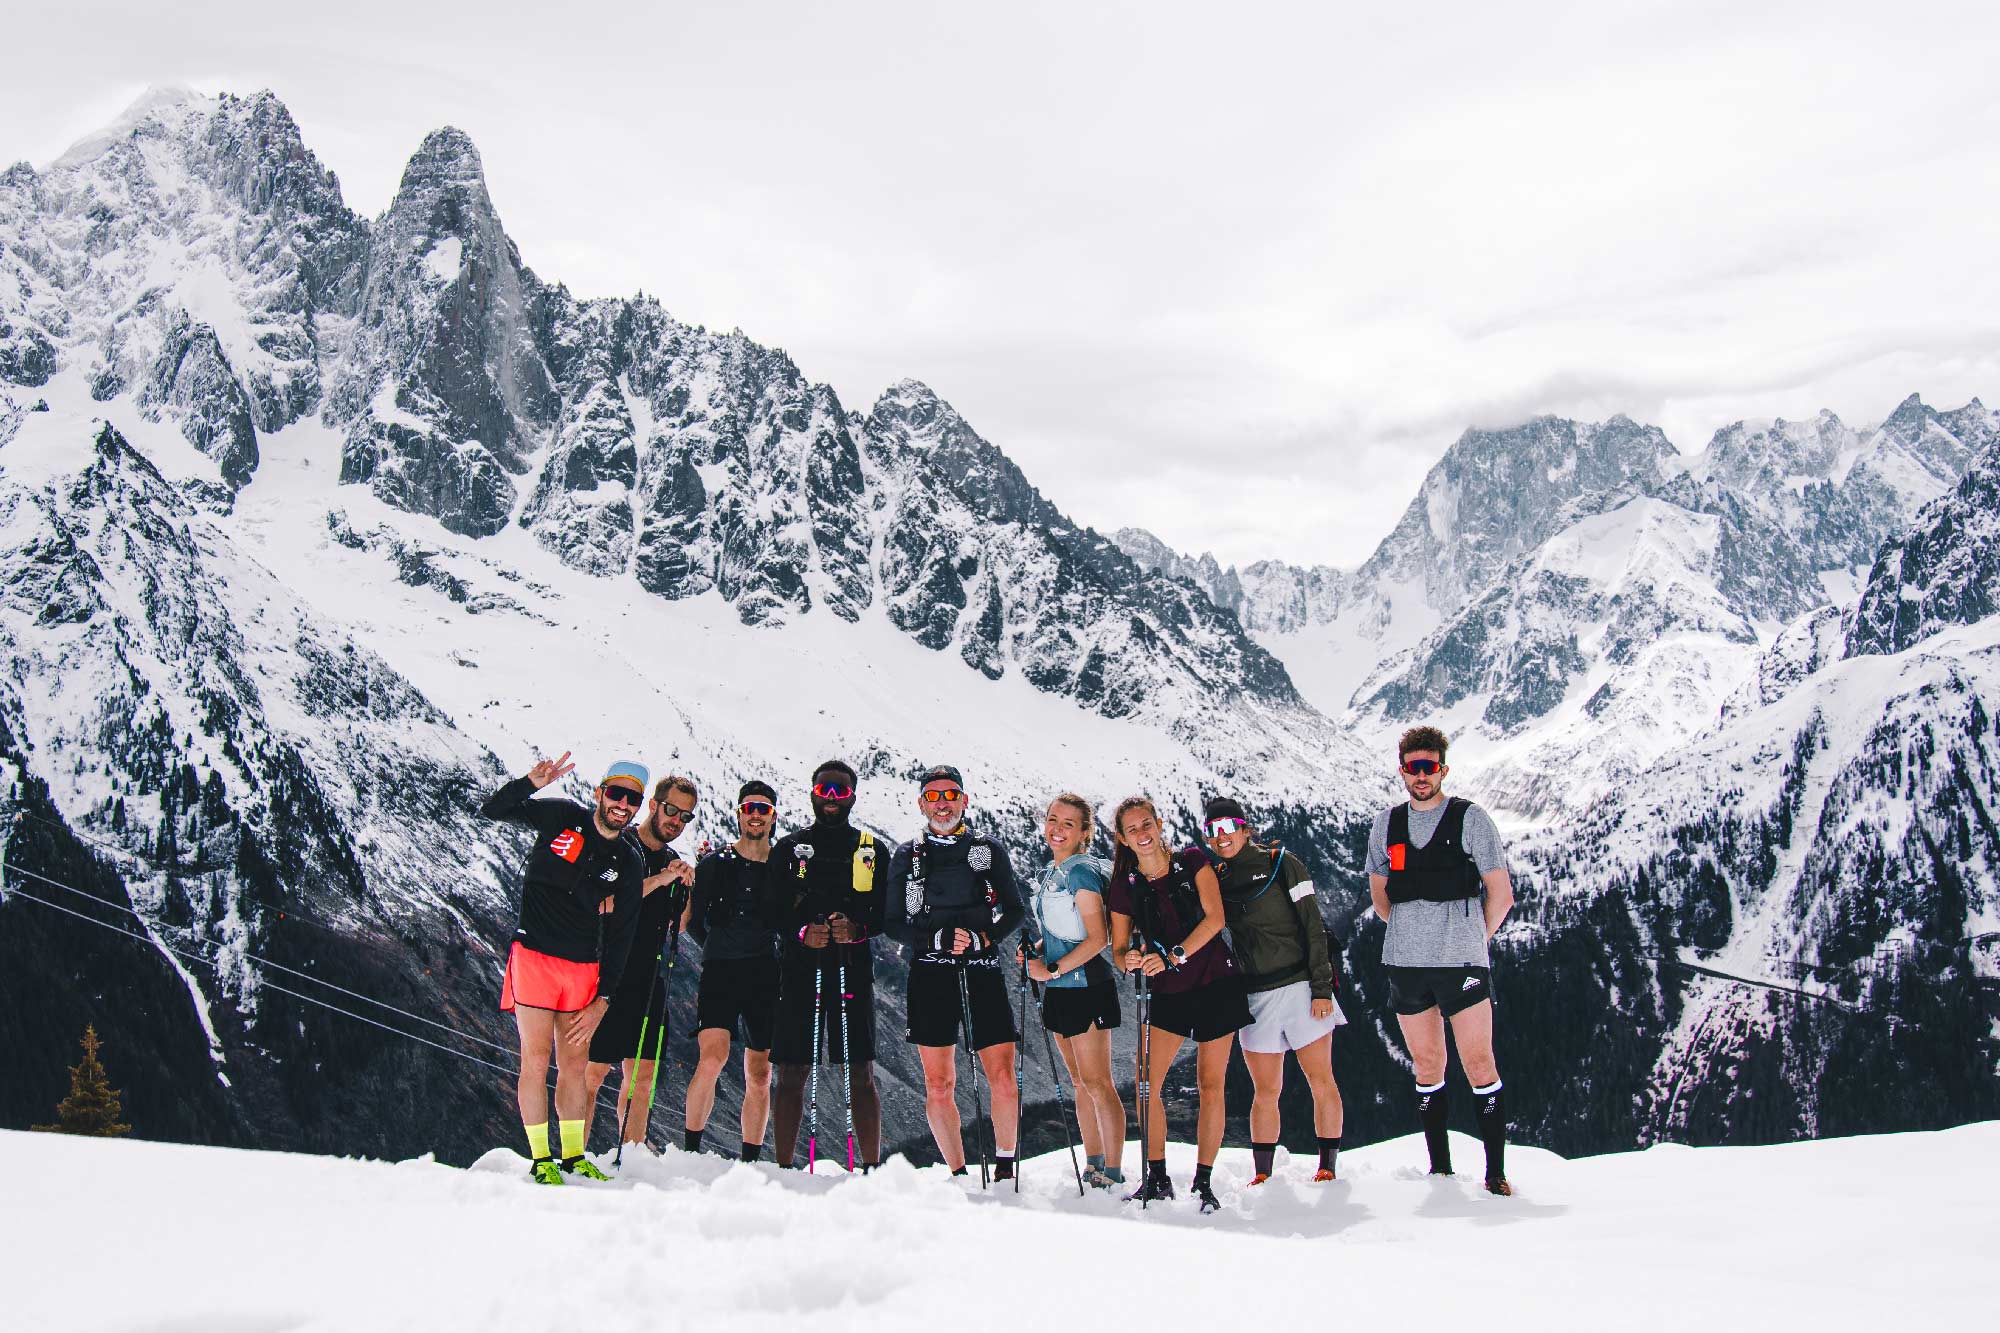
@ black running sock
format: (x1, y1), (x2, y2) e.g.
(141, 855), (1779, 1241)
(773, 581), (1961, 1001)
(1318, 1136), (1342, 1175)
(740, 1142), (762, 1163)
(1252, 1142), (1277, 1176)
(1417, 1080), (1452, 1174)
(1473, 1080), (1506, 1182)
(684, 1128), (703, 1153)
(1146, 1158), (1170, 1185)
(1191, 1163), (1214, 1191)
(951, 1165), (969, 1177)
(994, 1156), (1015, 1182)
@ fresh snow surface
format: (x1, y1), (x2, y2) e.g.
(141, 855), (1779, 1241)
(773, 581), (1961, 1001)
(6, 1125), (1992, 1331)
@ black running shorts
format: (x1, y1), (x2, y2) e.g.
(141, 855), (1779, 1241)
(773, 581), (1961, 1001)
(1039, 977), (1122, 1038)
(771, 948), (877, 1065)
(588, 978), (669, 1064)
(1387, 965), (1493, 1017)
(904, 954), (1019, 1050)
(1142, 976), (1250, 1042)
(695, 954), (781, 1052)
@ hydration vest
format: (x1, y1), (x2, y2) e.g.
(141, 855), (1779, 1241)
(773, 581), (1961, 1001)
(1125, 847), (1211, 948)
(904, 831), (1003, 929)
(1384, 799), (1483, 904)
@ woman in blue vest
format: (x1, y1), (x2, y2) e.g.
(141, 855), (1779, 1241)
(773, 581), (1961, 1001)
(1020, 793), (1127, 1188)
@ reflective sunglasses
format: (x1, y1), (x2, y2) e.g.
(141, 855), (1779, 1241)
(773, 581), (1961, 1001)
(1204, 817), (1248, 837)
(660, 802), (696, 821)
(1400, 758), (1443, 776)
(811, 782), (855, 801)
(739, 800), (775, 817)
(601, 785), (644, 807)
(920, 787), (966, 805)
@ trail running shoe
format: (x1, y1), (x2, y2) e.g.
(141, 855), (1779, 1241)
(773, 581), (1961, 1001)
(1084, 1167), (1119, 1190)
(994, 1158), (1016, 1183)
(561, 1155), (612, 1182)
(1194, 1180), (1223, 1214)
(1249, 1172), (1272, 1186)
(528, 1157), (564, 1186)
(1123, 1174), (1175, 1204)
(1313, 1168), (1338, 1183)
(1485, 1176), (1513, 1197)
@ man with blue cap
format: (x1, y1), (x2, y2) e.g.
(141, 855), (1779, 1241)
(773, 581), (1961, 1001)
(480, 750), (652, 1183)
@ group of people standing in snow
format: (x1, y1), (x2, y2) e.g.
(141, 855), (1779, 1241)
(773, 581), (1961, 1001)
(480, 725), (1516, 1211)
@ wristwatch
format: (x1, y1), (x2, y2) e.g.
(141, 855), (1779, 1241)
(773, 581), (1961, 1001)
(1168, 944), (1188, 966)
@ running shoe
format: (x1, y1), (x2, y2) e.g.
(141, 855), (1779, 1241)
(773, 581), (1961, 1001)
(561, 1155), (612, 1182)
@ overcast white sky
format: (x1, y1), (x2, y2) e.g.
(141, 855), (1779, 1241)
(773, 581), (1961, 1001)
(7, 1), (1998, 567)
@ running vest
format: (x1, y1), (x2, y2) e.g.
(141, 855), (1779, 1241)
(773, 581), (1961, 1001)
(1384, 799), (1482, 904)
(1124, 847), (1210, 948)
(904, 832), (1003, 927)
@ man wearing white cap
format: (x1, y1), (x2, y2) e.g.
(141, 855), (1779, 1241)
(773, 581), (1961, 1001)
(480, 752), (651, 1183)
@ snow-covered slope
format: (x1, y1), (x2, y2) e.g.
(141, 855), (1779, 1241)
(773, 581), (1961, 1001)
(7, 1125), (1993, 1332)
(6, 87), (1995, 1168)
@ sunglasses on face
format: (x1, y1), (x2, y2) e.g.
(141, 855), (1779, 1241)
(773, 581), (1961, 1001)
(812, 782), (854, 801)
(739, 800), (775, 817)
(1205, 817), (1248, 837)
(601, 786), (644, 807)
(920, 788), (965, 805)
(660, 803), (695, 821)
(1401, 759), (1442, 776)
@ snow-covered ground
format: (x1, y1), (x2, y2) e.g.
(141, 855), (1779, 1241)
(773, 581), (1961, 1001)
(7, 1124), (1991, 1331)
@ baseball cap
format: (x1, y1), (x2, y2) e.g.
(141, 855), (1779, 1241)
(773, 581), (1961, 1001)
(601, 761), (650, 794)
(917, 764), (963, 789)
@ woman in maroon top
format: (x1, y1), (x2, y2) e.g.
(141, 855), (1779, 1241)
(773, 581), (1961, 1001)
(1103, 796), (1249, 1212)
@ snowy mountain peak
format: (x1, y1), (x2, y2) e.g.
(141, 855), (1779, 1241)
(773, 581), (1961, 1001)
(49, 85), (214, 170)
(1846, 429), (2000, 657)
(393, 127), (493, 204)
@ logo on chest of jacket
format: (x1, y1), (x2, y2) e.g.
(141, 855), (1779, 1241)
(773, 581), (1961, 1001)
(550, 829), (584, 863)
(600, 868), (619, 882)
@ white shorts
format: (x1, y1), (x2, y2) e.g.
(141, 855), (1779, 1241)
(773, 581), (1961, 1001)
(1238, 979), (1344, 1054)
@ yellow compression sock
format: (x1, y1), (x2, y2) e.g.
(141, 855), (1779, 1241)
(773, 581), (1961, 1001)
(560, 1119), (586, 1160)
(524, 1122), (550, 1160)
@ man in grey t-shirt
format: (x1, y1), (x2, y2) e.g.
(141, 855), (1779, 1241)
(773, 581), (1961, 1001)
(1367, 726), (1516, 1195)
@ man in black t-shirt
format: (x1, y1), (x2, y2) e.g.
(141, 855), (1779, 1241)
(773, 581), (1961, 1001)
(583, 775), (698, 1156)
(480, 752), (651, 1184)
(681, 779), (783, 1160)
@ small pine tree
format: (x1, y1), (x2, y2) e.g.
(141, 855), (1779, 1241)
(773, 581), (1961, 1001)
(34, 1025), (132, 1137)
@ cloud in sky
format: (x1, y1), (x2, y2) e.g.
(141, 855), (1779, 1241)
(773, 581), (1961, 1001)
(6, 0), (1998, 568)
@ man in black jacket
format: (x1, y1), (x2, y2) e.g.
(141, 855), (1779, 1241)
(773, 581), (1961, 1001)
(886, 764), (1026, 1181)
(480, 752), (651, 1184)
(769, 760), (887, 1170)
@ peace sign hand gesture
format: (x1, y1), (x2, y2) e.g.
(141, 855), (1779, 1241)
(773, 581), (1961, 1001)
(527, 751), (575, 789)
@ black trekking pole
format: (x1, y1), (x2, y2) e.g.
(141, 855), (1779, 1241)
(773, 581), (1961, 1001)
(956, 957), (992, 1188)
(616, 888), (684, 1169)
(1012, 953), (1030, 1194)
(1133, 957), (1153, 1210)
(836, 945), (858, 1173)
(807, 944), (826, 1173)
(1023, 951), (1085, 1196)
